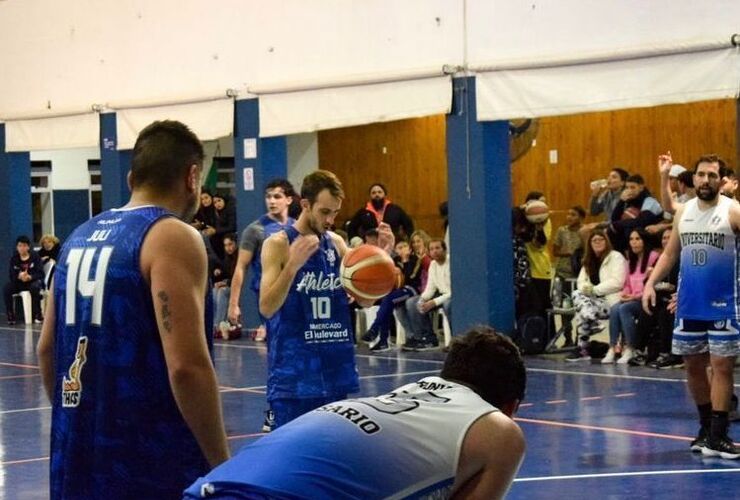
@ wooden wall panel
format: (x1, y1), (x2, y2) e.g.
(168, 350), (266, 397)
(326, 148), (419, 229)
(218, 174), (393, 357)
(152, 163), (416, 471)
(318, 115), (448, 239)
(513, 99), (738, 232)
(316, 100), (737, 242)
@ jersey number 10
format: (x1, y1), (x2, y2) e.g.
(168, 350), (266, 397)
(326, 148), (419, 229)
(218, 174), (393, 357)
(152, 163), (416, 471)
(65, 247), (114, 326)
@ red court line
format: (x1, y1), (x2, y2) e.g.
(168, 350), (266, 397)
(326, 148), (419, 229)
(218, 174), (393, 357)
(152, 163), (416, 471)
(545, 400), (567, 405)
(516, 416), (693, 442)
(0, 373), (40, 381)
(0, 361), (39, 369)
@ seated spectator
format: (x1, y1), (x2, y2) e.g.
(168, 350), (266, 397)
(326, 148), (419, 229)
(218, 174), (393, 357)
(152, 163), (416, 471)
(212, 233), (239, 339)
(4, 235), (44, 324)
(566, 230), (626, 361)
(608, 174), (663, 252)
(676, 169), (695, 203)
(553, 206), (585, 280)
(401, 239), (450, 351)
(346, 183), (414, 241)
(211, 192), (237, 260)
(192, 189), (217, 234)
(721, 165), (738, 199)
(638, 228), (683, 368)
(602, 229), (660, 364)
(409, 229), (432, 290)
(363, 227), (379, 246)
(38, 234), (60, 264)
(362, 239), (425, 352)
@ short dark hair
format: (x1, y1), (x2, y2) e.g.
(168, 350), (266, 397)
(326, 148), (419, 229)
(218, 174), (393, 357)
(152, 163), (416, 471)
(694, 154), (724, 173)
(721, 166), (736, 179)
(570, 205), (586, 218)
(677, 170), (694, 188)
(626, 174), (644, 185)
(525, 191), (544, 202)
(612, 168), (629, 182)
(369, 183), (387, 195)
(440, 326), (526, 408)
(265, 178), (295, 196)
(15, 235), (30, 245)
(429, 238), (447, 251)
(224, 232), (238, 243)
(364, 228), (379, 239)
(301, 170), (344, 205)
(130, 120), (204, 191)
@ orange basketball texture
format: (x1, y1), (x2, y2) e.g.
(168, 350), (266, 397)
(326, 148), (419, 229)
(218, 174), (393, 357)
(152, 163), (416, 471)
(340, 245), (397, 300)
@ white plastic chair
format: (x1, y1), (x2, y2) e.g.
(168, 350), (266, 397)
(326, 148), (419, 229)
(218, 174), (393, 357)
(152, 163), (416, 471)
(12, 291), (33, 325)
(354, 305), (379, 343)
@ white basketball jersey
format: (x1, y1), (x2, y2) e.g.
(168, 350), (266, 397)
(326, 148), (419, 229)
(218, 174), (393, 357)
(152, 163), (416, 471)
(186, 376), (498, 499)
(677, 196), (740, 320)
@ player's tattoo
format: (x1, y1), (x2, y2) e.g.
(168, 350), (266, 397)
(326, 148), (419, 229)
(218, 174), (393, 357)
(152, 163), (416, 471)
(158, 291), (172, 332)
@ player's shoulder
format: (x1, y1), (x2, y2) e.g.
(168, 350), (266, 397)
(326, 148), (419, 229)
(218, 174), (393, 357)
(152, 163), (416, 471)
(263, 230), (290, 252)
(466, 411), (525, 456)
(145, 217), (204, 255)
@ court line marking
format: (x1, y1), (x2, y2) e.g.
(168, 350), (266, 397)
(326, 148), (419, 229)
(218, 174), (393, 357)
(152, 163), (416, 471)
(514, 468), (740, 482)
(0, 361), (39, 370)
(516, 416), (694, 442)
(0, 373), (40, 380)
(0, 405), (51, 415)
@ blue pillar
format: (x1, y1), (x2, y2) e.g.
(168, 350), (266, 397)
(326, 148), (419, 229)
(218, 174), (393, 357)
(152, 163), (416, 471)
(233, 98), (288, 328)
(100, 113), (131, 210)
(0, 124), (33, 281)
(446, 77), (514, 335)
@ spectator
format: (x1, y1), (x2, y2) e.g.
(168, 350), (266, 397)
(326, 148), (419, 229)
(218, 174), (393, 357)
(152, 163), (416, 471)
(192, 189), (217, 234)
(38, 234), (61, 264)
(588, 168), (629, 220)
(720, 165), (738, 199)
(211, 192), (237, 259)
(553, 206), (585, 280)
(519, 194), (554, 332)
(409, 229), (432, 292)
(362, 239), (424, 352)
(668, 164), (687, 196)
(439, 201), (450, 251)
(213, 233), (239, 339)
(566, 230), (626, 361)
(402, 239), (450, 351)
(346, 183), (414, 241)
(640, 228), (683, 368)
(512, 207), (532, 317)
(4, 235), (45, 325)
(602, 229), (660, 364)
(608, 174), (663, 252)
(677, 170), (696, 203)
(363, 227), (380, 246)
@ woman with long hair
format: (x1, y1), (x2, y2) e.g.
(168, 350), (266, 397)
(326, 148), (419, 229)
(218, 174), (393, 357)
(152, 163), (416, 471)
(602, 229), (660, 364)
(566, 229), (626, 361)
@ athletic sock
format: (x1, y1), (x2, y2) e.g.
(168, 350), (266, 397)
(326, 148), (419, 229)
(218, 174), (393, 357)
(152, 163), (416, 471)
(710, 410), (729, 441)
(698, 403), (712, 430)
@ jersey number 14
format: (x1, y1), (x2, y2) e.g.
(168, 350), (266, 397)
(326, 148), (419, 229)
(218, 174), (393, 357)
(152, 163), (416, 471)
(65, 247), (114, 326)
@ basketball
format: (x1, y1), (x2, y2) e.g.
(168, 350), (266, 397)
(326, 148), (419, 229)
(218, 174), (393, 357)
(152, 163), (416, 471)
(525, 200), (550, 224)
(340, 244), (396, 301)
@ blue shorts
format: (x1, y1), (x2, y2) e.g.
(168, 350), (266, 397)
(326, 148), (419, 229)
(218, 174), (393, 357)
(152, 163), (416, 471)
(672, 318), (740, 357)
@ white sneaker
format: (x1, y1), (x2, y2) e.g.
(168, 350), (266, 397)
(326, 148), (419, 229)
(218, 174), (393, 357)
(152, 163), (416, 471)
(601, 347), (616, 364)
(617, 347), (635, 364)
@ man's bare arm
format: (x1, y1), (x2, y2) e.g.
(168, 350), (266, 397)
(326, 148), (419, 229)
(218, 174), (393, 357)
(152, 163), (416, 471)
(643, 205), (683, 313)
(227, 248), (254, 323)
(452, 412), (525, 500)
(142, 218), (230, 468)
(37, 279), (56, 402)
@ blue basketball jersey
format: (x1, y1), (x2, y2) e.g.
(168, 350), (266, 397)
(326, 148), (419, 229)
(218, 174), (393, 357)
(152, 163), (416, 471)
(265, 226), (359, 401)
(184, 377), (498, 499)
(50, 205), (211, 500)
(677, 196), (740, 320)
(249, 214), (295, 292)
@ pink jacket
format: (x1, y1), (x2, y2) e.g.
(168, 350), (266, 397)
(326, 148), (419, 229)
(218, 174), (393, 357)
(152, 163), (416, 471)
(623, 250), (660, 297)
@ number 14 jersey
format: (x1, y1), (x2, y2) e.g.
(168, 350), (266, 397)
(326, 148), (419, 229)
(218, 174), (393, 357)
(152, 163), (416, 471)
(50, 205), (210, 499)
(677, 196), (740, 321)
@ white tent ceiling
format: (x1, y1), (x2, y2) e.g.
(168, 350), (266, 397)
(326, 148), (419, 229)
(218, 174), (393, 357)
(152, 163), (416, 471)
(0, 0), (737, 150)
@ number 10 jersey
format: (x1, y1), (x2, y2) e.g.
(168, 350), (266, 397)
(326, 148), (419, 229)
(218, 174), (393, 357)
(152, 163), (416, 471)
(677, 196), (740, 321)
(50, 205), (210, 499)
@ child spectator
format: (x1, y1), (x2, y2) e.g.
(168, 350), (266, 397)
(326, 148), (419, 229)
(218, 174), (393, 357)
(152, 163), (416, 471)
(553, 206), (585, 279)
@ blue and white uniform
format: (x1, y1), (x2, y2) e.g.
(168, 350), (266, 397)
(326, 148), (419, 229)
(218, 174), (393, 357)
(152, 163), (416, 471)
(674, 196), (740, 356)
(50, 206), (212, 499)
(185, 376), (498, 500)
(265, 226), (358, 425)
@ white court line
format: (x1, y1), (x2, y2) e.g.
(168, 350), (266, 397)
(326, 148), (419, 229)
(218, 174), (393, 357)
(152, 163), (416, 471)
(514, 468), (740, 482)
(0, 406), (51, 415)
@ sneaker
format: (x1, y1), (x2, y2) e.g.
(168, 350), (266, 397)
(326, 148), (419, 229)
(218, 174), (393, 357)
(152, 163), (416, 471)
(616, 347), (635, 365)
(254, 325), (266, 342)
(361, 327), (379, 344)
(368, 331), (387, 350)
(262, 409), (275, 433)
(702, 435), (740, 459)
(413, 340), (439, 352)
(601, 347), (616, 364)
(7, 312), (16, 326)
(565, 349), (591, 362)
(370, 338), (391, 352)
(33, 315), (44, 324)
(402, 338), (422, 351)
(690, 427), (709, 452)
(628, 352), (647, 367)
(652, 354), (684, 369)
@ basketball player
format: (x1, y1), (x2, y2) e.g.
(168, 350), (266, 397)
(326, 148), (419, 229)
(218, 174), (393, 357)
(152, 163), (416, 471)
(259, 170), (393, 428)
(185, 326), (526, 499)
(644, 153), (740, 459)
(37, 121), (230, 499)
